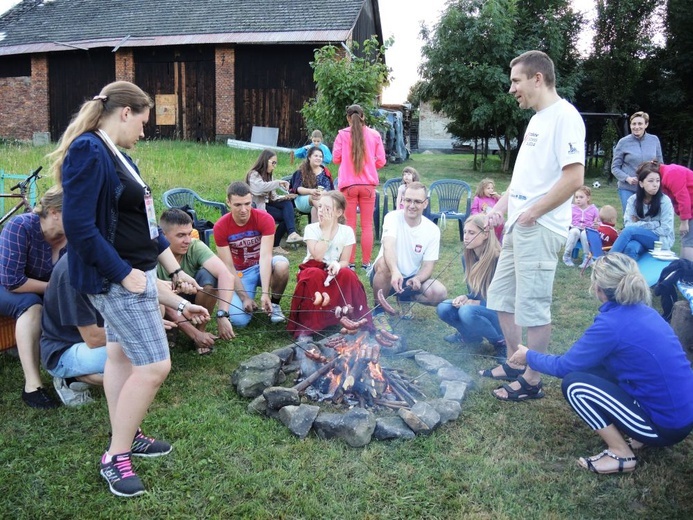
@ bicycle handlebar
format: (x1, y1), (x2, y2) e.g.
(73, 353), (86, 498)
(10, 166), (42, 192)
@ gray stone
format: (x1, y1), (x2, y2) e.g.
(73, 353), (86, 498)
(414, 352), (453, 372)
(398, 408), (432, 434)
(275, 371), (287, 384)
(374, 416), (416, 440)
(428, 398), (461, 423)
(409, 401), (441, 432)
(313, 412), (343, 440)
(283, 360), (301, 374)
(437, 366), (474, 384)
(278, 404), (320, 439)
(440, 380), (470, 403)
(231, 352), (282, 398)
(263, 387), (300, 410)
(271, 346), (295, 363)
(313, 409), (376, 447)
(247, 395), (267, 415)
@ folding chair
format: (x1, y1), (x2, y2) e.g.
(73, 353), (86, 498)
(161, 188), (227, 246)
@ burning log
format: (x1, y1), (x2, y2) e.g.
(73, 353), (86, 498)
(293, 357), (339, 392)
(373, 398), (410, 409)
(385, 373), (417, 406)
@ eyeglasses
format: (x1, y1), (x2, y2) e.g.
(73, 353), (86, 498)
(269, 161), (277, 166)
(404, 198), (427, 206)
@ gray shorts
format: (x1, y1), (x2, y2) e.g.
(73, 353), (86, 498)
(89, 269), (169, 366)
(487, 223), (564, 327)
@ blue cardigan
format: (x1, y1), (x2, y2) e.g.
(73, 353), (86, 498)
(527, 301), (693, 429)
(61, 132), (168, 294)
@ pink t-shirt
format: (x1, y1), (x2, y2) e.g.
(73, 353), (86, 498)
(213, 209), (275, 271)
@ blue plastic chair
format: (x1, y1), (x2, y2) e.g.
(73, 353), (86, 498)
(381, 178), (402, 238)
(161, 188), (227, 246)
(424, 180), (472, 241)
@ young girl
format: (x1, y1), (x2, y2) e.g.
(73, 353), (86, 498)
(610, 162), (674, 260)
(562, 186), (600, 268)
(333, 104), (386, 270)
(471, 178), (503, 241)
(436, 214), (506, 360)
(287, 191), (371, 341)
(289, 146), (334, 222)
(396, 167), (420, 209)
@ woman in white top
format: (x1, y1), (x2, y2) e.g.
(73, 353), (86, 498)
(287, 191), (372, 341)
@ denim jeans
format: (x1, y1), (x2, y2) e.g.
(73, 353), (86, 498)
(618, 188), (636, 216)
(436, 300), (503, 343)
(610, 226), (658, 259)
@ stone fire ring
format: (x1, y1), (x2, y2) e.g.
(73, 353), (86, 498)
(231, 334), (474, 447)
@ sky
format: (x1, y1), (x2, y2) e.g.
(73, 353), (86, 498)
(0, 0), (597, 104)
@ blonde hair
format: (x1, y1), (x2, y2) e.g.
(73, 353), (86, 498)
(311, 129), (323, 140)
(402, 167), (419, 182)
(49, 81), (154, 184)
(475, 178), (496, 198)
(33, 185), (63, 218)
(321, 190), (346, 224)
(575, 185), (592, 203)
(590, 253), (651, 306)
(463, 214), (501, 300)
(630, 111), (650, 124)
(599, 205), (617, 226)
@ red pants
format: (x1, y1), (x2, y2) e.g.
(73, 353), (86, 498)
(341, 184), (376, 265)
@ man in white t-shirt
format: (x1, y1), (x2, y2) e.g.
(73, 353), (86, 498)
(483, 50), (585, 401)
(370, 182), (447, 328)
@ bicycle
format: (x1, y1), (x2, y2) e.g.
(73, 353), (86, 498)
(0, 166), (42, 227)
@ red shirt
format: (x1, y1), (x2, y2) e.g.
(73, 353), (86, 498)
(213, 209), (275, 270)
(598, 224), (619, 249)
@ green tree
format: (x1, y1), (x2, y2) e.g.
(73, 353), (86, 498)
(419, 0), (582, 171)
(300, 37), (391, 144)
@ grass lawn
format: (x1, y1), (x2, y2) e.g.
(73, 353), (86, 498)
(1, 142), (692, 519)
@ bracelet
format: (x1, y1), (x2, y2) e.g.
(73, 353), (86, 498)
(177, 300), (189, 316)
(169, 267), (183, 278)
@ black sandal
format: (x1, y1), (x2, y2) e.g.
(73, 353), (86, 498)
(493, 375), (544, 401)
(479, 362), (526, 381)
(578, 449), (637, 474)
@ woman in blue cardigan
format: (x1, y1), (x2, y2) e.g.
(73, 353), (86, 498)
(505, 253), (693, 474)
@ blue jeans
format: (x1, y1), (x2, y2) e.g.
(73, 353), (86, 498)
(436, 300), (503, 343)
(610, 226), (658, 259)
(266, 199), (297, 247)
(618, 188), (635, 216)
(229, 256), (288, 327)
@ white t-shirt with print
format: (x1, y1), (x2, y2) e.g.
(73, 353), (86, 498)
(507, 98), (586, 237)
(303, 223), (355, 264)
(373, 210), (440, 278)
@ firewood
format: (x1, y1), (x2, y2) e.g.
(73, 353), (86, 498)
(293, 357), (339, 392)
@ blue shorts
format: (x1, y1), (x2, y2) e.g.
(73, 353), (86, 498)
(88, 269), (169, 367)
(0, 285), (42, 319)
(48, 342), (107, 378)
(230, 255), (288, 327)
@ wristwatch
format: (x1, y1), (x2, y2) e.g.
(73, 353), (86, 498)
(216, 310), (230, 319)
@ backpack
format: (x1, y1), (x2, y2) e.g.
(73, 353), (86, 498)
(654, 259), (693, 321)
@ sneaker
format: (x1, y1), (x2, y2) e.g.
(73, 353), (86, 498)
(563, 255), (575, 267)
(372, 313), (392, 333)
(131, 429), (173, 458)
(270, 303), (286, 324)
(273, 246), (290, 255)
(361, 263), (372, 271)
(348, 264), (356, 271)
(21, 387), (60, 409)
(100, 452), (145, 498)
(53, 376), (94, 407)
(444, 332), (464, 344)
(286, 232), (304, 244)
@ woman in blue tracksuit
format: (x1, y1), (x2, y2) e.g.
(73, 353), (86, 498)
(507, 253), (693, 474)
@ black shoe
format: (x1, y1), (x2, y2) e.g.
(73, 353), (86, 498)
(21, 387), (60, 409)
(100, 452), (145, 498)
(131, 429), (173, 458)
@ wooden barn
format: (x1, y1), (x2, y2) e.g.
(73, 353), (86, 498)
(0, 0), (383, 146)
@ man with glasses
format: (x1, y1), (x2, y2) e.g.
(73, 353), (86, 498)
(369, 181), (447, 330)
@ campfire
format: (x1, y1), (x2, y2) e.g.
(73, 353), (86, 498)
(293, 332), (425, 410)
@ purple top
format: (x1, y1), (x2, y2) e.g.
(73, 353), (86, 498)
(570, 204), (599, 229)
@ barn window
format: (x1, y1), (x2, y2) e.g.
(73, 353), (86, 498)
(0, 55), (31, 77)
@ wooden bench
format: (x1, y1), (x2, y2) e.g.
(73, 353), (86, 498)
(0, 315), (17, 352)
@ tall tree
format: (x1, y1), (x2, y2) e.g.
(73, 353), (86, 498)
(418, 0), (582, 171)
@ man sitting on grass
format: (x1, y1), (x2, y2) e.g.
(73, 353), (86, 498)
(157, 209), (235, 355)
(213, 181), (290, 327)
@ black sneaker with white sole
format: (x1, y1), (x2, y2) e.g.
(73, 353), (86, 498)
(131, 429), (173, 458)
(21, 387), (60, 409)
(100, 452), (145, 497)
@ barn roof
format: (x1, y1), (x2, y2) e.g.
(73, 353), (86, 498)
(0, 0), (381, 56)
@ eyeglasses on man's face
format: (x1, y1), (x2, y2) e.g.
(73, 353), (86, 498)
(404, 198), (427, 206)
